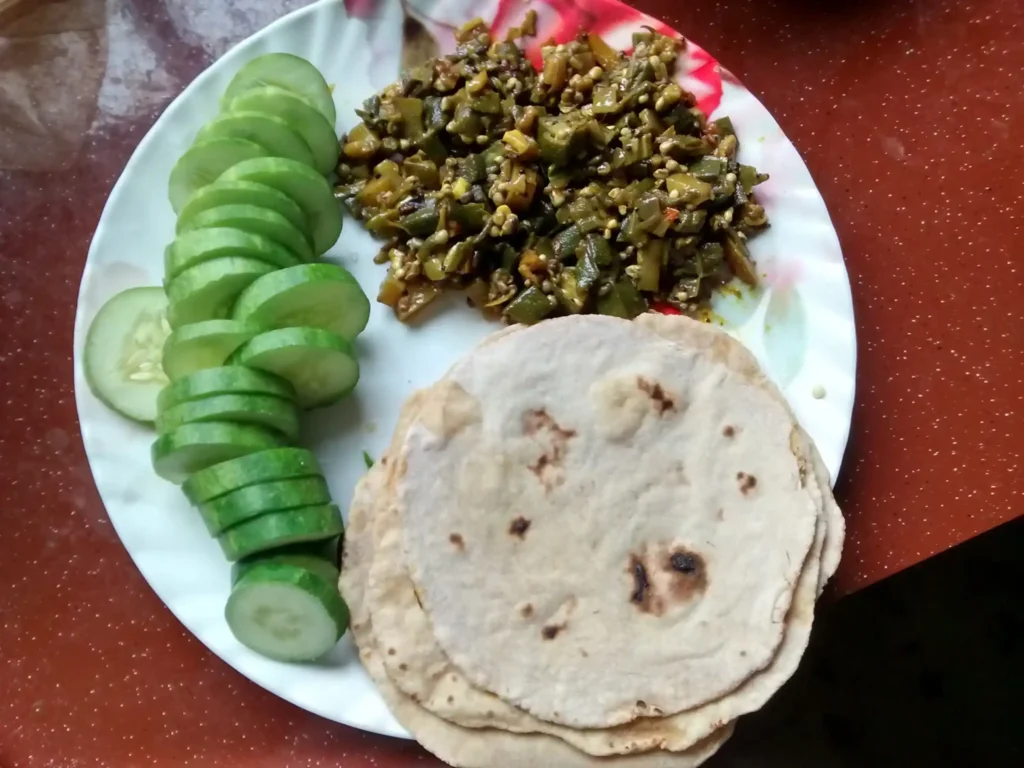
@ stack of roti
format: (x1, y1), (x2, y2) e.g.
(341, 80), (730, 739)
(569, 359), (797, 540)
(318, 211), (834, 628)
(340, 314), (844, 767)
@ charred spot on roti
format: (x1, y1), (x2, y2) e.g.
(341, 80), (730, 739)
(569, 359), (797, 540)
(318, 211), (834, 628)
(737, 471), (758, 495)
(669, 551), (698, 574)
(447, 695), (454, 704)
(509, 516), (531, 538)
(522, 408), (575, 489)
(542, 623), (566, 640)
(716, 507), (725, 521)
(666, 548), (708, 602)
(448, 532), (465, 550)
(629, 554), (650, 606)
(519, 603), (534, 618)
(722, 425), (735, 437)
(399, 663), (409, 672)
(635, 700), (648, 710)
(636, 377), (676, 414)
(628, 553), (664, 615)
(387, 647), (396, 656)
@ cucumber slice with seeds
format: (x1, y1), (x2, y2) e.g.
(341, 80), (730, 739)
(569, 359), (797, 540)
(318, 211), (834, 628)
(218, 504), (343, 561)
(225, 561), (348, 661)
(233, 264), (370, 340)
(161, 320), (255, 381)
(177, 180), (310, 241)
(228, 86), (338, 175)
(221, 53), (336, 126)
(177, 205), (314, 263)
(231, 327), (358, 409)
(155, 394), (300, 440)
(168, 138), (268, 214)
(219, 158), (341, 255)
(182, 447), (321, 504)
(166, 257), (276, 328)
(199, 476), (331, 534)
(84, 287), (171, 422)
(165, 228), (300, 281)
(158, 366), (294, 412)
(197, 111), (316, 169)
(151, 422), (286, 483)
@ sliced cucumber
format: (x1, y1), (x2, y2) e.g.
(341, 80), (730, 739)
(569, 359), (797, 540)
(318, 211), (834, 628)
(157, 366), (295, 412)
(166, 257), (276, 328)
(83, 287), (170, 423)
(197, 111), (316, 169)
(161, 320), (255, 381)
(231, 540), (340, 586)
(168, 138), (268, 214)
(232, 264), (370, 340)
(155, 394), (300, 440)
(199, 476), (331, 534)
(228, 86), (338, 175)
(182, 447), (322, 504)
(218, 504), (344, 561)
(177, 205), (314, 263)
(231, 327), (358, 409)
(221, 53), (336, 126)
(219, 158), (341, 255)
(151, 422), (286, 483)
(225, 561), (349, 661)
(165, 228), (300, 281)
(177, 180), (310, 241)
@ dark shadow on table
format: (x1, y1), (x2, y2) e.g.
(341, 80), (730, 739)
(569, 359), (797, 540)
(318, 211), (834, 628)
(716, 515), (1023, 767)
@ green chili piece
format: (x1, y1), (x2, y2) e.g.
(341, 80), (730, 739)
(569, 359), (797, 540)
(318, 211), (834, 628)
(637, 240), (666, 292)
(552, 225), (581, 260)
(506, 286), (555, 324)
(666, 173), (712, 206)
(711, 116), (735, 137)
(688, 156), (726, 182)
(723, 230), (758, 286)
(443, 241), (474, 273)
(675, 209), (708, 234)
(581, 232), (616, 267)
(399, 200), (439, 236)
(697, 242), (724, 275)
(554, 268), (586, 313)
(597, 279), (648, 319)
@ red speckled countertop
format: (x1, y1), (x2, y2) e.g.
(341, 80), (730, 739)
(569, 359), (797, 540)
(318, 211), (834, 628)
(0, 0), (1020, 766)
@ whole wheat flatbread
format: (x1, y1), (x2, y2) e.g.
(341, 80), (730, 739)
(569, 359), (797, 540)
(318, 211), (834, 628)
(393, 315), (819, 727)
(363, 316), (838, 753)
(341, 470), (736, 768)
(633, 314), (844, 595)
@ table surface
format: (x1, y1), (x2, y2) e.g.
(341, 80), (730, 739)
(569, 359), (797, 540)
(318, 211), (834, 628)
(0, 0), (1020, 766)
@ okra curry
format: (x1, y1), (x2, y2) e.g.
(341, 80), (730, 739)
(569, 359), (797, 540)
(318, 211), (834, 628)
(336, 14), (769, 324)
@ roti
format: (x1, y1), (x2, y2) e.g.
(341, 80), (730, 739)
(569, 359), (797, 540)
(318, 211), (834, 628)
(362, 315), (839, 753)
(392, 315), (820, 727)
(341, 466), (736, 768)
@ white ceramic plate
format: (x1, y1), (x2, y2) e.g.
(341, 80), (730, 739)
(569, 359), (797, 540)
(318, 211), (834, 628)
(73, 0), (855, 739)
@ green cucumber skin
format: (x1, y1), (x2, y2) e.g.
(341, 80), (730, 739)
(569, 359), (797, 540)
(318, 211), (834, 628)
(199, 476), (332, 535)
(150, 422), (286, 484)
(231, 549), (340, 588)
(181, 447), (321, 505)
(217, 504), (343, 561)
(158, 366), (295, 412)
(154, 394), (301, 440)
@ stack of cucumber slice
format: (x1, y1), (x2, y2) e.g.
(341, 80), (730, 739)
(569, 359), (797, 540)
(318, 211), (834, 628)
(84, 54), (371, 662)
